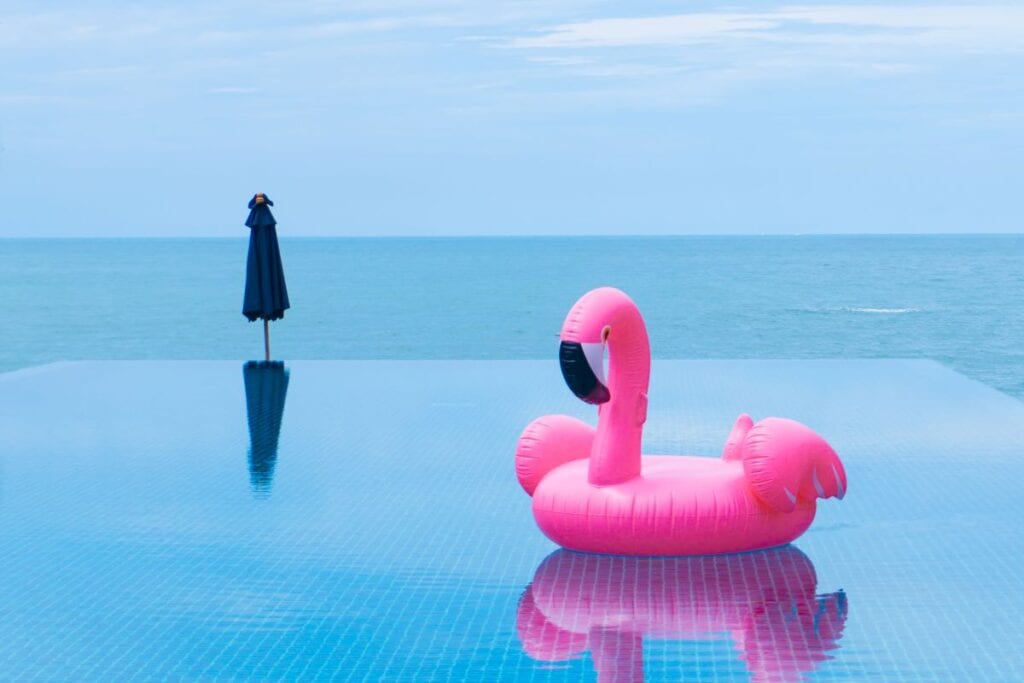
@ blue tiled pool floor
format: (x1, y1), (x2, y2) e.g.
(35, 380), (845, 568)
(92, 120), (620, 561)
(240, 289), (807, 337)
(1, 360), (1023, 681)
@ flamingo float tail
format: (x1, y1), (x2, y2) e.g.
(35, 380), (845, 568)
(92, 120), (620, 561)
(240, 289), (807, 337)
(515, 415), (595, 496)
(737, 417), (847, 513)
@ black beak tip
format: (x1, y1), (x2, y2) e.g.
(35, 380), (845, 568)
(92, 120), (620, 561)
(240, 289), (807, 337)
(559, 341), (610, 405)
(581, 383), (611, 405)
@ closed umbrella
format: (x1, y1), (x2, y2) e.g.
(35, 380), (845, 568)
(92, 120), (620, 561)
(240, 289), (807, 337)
(243, 193), (290, 361)
(243, 360), (290, 495)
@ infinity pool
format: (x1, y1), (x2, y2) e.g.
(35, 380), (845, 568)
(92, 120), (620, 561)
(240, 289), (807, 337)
(1, 360), (1022, 681)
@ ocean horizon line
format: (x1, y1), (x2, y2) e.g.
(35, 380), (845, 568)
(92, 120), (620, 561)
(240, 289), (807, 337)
(2, 231), (1023, 240)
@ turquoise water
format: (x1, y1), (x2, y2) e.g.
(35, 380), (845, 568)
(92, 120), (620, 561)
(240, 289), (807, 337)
(4, 234), (1024, 679)
(2, 236), (1024, 397)
(2, 359), (1022, 680)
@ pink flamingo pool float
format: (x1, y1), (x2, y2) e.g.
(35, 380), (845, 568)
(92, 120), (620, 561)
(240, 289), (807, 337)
(515, 287), (847, 555)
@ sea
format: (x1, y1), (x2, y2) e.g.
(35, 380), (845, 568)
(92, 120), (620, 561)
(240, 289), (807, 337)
(2, 235), (1023, 398)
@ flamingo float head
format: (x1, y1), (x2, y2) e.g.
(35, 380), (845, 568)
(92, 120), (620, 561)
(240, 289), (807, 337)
(558, 287), (650, 406)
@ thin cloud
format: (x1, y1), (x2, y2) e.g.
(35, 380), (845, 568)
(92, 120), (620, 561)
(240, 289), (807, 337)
(0, 93), (69, 104)
(504, 5), (1024, 51)
(508, 14), (776, 48)
(208, 86), (258, 94)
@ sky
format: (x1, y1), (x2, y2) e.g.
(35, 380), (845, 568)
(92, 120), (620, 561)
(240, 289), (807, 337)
(1, 1), (1022, 236)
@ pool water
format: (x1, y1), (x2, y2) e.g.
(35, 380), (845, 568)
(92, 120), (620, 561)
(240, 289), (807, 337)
(1, 360), (1022, 681)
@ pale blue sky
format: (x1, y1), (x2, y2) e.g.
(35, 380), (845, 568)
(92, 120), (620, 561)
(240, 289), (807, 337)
(1, 1), (1022, 236)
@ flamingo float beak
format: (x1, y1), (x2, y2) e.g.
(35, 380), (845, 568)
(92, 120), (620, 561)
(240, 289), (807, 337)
(559, 341), (610, 404)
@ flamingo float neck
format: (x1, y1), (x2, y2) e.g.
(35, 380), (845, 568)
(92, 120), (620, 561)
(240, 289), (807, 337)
(560, 288), (651, 486)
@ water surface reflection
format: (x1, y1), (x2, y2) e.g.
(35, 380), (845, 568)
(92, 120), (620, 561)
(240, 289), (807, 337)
(243, 361), (290, 495)
(518, 546), (847, 682)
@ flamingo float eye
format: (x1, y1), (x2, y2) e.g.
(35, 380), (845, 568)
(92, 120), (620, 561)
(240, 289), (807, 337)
(559, 340), (610, 405)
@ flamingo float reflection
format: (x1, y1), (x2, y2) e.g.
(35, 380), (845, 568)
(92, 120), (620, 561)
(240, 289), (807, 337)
(517, 546), (847, 682)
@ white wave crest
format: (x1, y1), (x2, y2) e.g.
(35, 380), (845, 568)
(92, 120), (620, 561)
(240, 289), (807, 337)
(843, 307), (920, 314)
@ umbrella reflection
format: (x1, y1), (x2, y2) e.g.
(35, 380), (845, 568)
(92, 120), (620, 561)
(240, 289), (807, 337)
(517, 546), (847, 682)
(243, 361), (290, 495)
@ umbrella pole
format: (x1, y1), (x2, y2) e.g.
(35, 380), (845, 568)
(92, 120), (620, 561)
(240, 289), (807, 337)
(263, 319), (271, 362)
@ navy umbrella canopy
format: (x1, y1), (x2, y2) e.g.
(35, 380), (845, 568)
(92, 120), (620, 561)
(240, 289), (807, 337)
(243, 193), (290, 360)
(243, 361), (290, 496)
